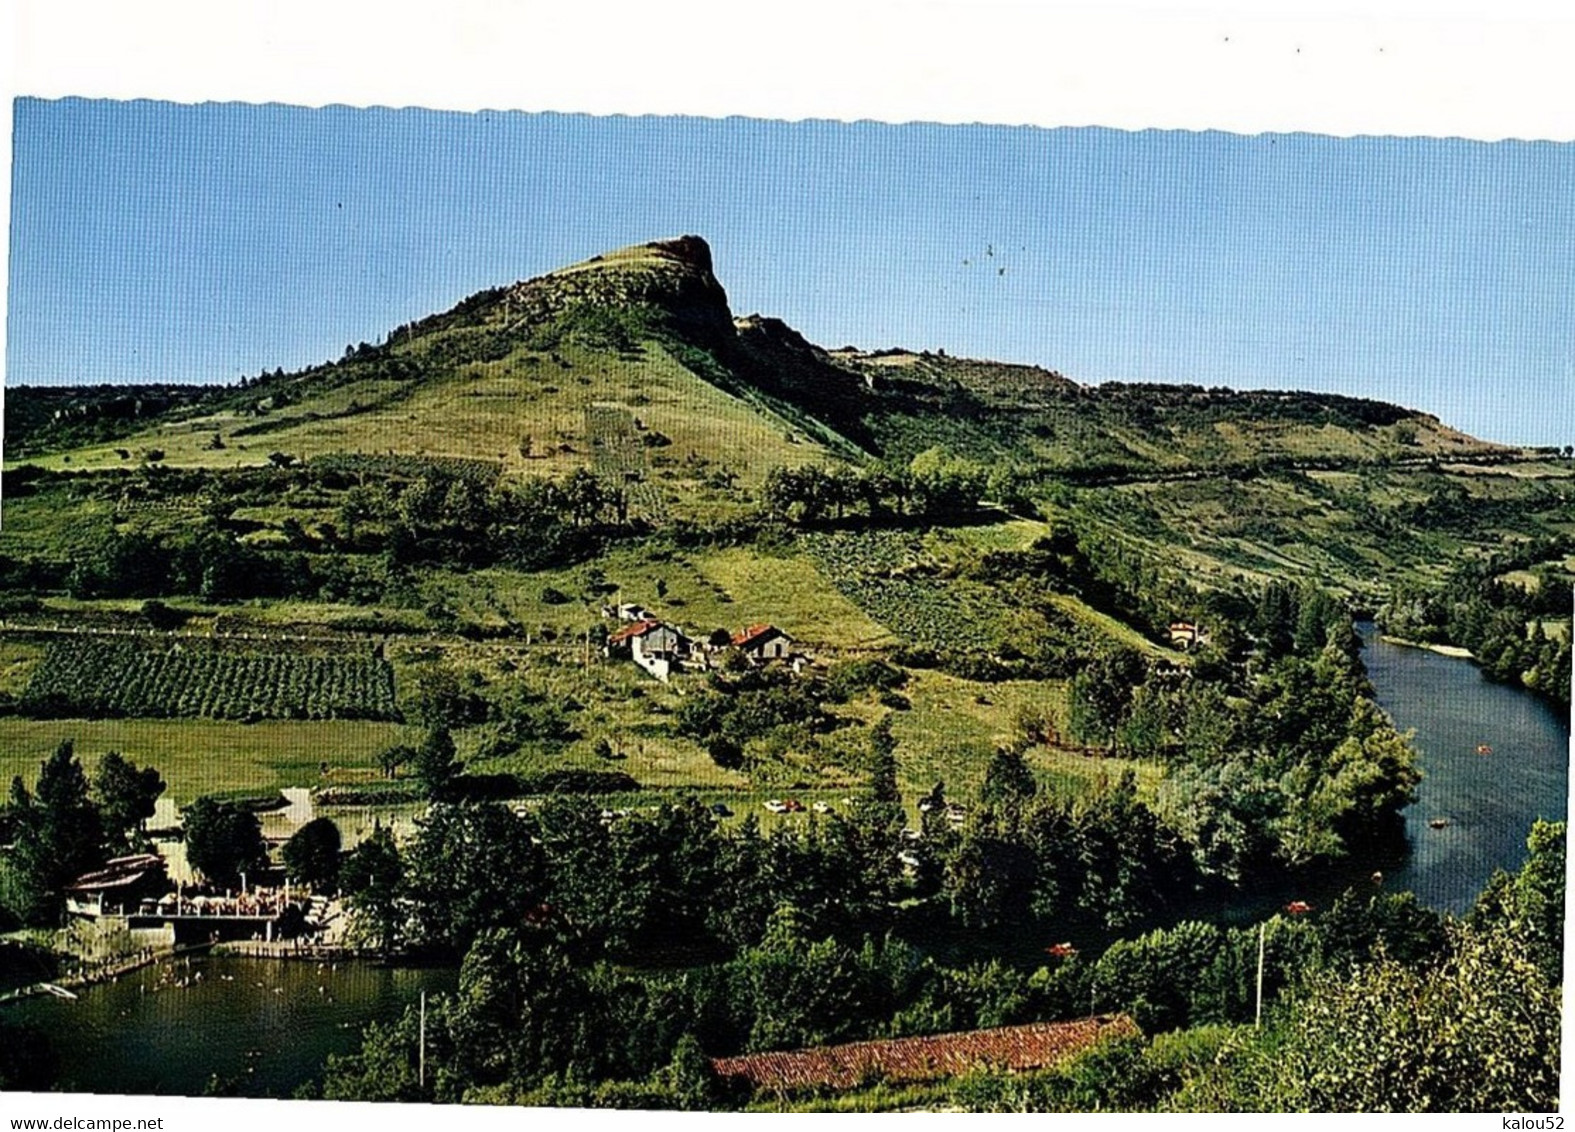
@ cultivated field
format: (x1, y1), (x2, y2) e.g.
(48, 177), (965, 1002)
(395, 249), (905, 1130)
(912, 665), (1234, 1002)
(0, 717), (406, 806)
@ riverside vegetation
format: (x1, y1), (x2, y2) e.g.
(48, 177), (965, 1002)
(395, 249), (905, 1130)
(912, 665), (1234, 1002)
(0, 237), (1569, 1109)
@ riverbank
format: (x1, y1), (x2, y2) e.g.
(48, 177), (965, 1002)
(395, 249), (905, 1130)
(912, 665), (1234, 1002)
(58, 944), (173, 990)
(1378, 634), (1474, 659)
(0, 944), (182, 1005)
(213, 939), (371, 961)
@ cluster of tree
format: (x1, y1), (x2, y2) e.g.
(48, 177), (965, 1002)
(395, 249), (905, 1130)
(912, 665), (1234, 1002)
(1380, 540), (1573, 706)
(932, 763), (1193, 932)
(63, 524), (381, 605)
(2, 386), (214, 458)
(760, 449), (995, 527)
(338, 795), (903, 964)
(280, 816), (343, 890)
(365, 727), (469, 801)
(401, 667), (577, 762)
(363, 468), (627, 570)
(180, 796), (269, 890)
(676, 666), (840, 770)
(1030, 578), (1419, 883)
(1086, 383), (1416, 431)
(331, 731), (1332, 982)
(322, 807), (1562, 1111)
(1389, 479), (1560, 538)
(0, 743), (165, 926)
(10, 460), (640, 608)
(322, 892), (1104, 1105)
(944, 638), (1416, 917)
(821, 658), (909, 704)
(953, 823), (1563, 1113)
(1165, 593), (1416, 879)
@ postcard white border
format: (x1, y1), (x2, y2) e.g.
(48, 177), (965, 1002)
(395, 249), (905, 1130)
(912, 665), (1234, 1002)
(3, 1), (1572, 1125)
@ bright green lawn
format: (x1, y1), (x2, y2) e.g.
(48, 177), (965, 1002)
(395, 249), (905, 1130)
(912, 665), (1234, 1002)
(0, 717), (407, 806)
(886, 669), (1158, 804)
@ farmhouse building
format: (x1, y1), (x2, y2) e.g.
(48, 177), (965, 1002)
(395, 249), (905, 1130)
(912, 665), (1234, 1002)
(732, 623), (793, 662)
(606, 619), (691, 682)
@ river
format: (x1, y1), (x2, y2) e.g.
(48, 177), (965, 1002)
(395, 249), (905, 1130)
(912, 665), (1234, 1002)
(1357, 623), (1569, 913)
(7, 955), (455, 1098)
(7, 628), (1567, 1097)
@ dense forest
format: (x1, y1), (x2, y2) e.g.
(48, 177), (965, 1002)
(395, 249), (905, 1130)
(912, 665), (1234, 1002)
(5, 731), (1548, 1110)
(310, 818), (1561, 1111)
(1380, 535), (1573, 708)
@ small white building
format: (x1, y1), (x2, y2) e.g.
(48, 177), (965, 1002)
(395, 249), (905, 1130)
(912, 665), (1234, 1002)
(1168, 621), (1211, 650)
(606, 619), (690, 682)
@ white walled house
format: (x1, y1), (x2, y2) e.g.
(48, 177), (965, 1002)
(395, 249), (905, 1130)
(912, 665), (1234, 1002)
(606, 618), (690, 681)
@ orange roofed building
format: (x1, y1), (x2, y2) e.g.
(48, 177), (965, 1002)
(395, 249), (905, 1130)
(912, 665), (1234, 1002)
(710, 1015), (1139, 1094)
(731, 623), (793, 662)
(604, 619), (690, 682)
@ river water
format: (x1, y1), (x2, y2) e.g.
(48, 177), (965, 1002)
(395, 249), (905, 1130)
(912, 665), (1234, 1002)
(1357, 623), (1569, 913)
(7, 955), (455, 1098)
(7, 627), (1568, 1097)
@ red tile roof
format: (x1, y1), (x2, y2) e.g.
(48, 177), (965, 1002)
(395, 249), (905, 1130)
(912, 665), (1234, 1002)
(732, 623), (787, 648)
(608, 619), (664, 645)
(710, 1015), (1138, 1093)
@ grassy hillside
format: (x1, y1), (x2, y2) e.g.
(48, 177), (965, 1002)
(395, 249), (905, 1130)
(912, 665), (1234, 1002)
(2, 234), (1569, 819)
(9, 235), (1516, 482)
(5, 237), (1568, 1117)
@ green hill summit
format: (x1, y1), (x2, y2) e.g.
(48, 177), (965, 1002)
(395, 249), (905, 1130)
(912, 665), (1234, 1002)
(6, 234), (1517, 485)
(496, 235), (738, 350)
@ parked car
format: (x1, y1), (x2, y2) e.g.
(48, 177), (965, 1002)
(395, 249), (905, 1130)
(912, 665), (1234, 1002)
(764, 799), (788, 814)
(711, 802), (734, 818)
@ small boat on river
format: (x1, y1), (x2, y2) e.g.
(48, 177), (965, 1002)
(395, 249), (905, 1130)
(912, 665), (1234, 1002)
(1476, 744), (1493, 756)
(1428, 817), (1450, 830)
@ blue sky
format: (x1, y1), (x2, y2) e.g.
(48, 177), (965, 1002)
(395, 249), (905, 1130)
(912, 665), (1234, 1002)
(7, 98), (1572, 446)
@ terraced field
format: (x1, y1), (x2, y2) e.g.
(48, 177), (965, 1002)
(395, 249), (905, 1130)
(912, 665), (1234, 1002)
(800, 529), (1012, 652)
(21, 636), (399, 721)
(586, 402), (667, 523)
